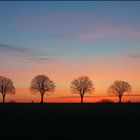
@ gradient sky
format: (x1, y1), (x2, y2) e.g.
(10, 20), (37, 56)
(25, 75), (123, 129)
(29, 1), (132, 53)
(0, 1), (140, 102)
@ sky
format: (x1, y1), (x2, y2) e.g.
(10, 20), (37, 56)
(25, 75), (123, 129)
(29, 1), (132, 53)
(0, 1), (140, 103)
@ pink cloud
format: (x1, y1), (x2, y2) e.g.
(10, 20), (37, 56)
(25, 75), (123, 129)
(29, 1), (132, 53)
(77, 26), (140, 41)
(126, 32), (140, 39)
(3, 10), (140, 41)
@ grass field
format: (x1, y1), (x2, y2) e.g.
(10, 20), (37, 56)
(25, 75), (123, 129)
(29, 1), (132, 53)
(0, 103), (140, 139)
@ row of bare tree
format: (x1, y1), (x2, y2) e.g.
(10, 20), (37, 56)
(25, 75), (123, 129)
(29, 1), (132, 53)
(0, 75), (132, 103)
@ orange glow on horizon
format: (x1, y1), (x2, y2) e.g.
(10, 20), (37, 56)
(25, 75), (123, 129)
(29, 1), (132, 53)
(1, 88), (140, 103)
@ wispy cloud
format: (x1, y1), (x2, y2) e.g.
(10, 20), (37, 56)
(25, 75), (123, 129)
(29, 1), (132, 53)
(2, 9), (140, 41)
(77, 28), (121, 41)
(48, 24), (140, 41)
(0, 44), (28, 53)
(0, 44), (56, 62)
(49, 32), (75, 40)
(28, 57), (56, 62)
(128, 54), (140, 59)
(126, 32), (140, 39)
(76, 26), (140, 41)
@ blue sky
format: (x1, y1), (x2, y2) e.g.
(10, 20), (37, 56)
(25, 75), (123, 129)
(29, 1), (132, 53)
(0, 1), (140, 101)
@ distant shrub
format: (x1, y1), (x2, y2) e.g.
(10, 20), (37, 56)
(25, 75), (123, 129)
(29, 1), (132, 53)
(9, 100), (16, 103)
(98, 99), (114, 103)
(126, 100), (131, 103)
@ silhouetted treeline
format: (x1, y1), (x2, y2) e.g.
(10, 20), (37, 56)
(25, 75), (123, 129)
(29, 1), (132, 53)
(0, 75), (132, 103)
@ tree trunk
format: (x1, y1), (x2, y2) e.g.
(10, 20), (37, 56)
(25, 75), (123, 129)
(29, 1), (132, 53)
(81, 96), (84, 103)
(2, 94), (5, 103)
(41, 94), (44, 103)
(119, 96), (122, 103)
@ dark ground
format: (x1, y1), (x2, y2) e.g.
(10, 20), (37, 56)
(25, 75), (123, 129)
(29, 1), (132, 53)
(0, 103), (140, 139)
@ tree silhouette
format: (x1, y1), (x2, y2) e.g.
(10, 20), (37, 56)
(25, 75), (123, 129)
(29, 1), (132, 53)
(108, 80), (132, 103)
(70, 76), (94, 103)
(30, 75), (55, 103)
(0, 76), (15, 103)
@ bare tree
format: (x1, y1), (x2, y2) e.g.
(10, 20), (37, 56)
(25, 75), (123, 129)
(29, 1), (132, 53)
(70, 76), (94, 103)
(0, 76), (15, 103)
(108, 80), (132, 103)
(30, 75), (55, 103)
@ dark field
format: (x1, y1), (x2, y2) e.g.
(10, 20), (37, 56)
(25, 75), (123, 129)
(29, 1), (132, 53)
(0, 103), (140, 139)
